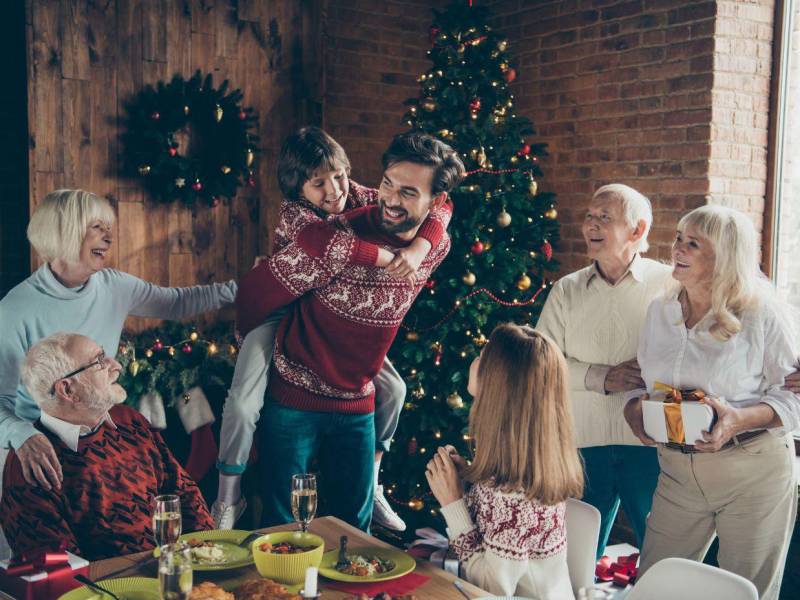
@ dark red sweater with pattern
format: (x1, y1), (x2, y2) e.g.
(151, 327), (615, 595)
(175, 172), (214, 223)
(1, 405), (214, 561)
(236, 190), (451, 415)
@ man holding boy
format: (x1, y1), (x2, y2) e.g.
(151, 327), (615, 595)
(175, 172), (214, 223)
(236, 132), (464, 531)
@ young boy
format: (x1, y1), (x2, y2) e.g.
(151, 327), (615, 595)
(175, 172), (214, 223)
(213, 127), (452, 530)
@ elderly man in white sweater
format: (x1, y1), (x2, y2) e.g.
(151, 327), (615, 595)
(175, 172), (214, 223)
(536, 184), (672, 557)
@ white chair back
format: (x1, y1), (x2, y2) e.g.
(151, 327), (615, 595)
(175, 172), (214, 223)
(565, 498), (601, 594)
(627, 557), (758, 600)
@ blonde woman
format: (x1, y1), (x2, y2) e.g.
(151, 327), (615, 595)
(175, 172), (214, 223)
(426, 324), (584, 600)
(624, 205), (798, 600)
(0, 190), (236, 491)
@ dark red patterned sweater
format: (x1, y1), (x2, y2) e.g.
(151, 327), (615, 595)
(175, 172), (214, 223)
(236, 198), (451, 414)
(1, 405), (214, 561)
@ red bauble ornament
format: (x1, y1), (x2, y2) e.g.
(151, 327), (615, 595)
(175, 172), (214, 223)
(469, 98), (481, 113)
(168, 147), (178, 157)
(471, 240), (485, 255)
(542, 240), (553, 261)
(247, 175), (256, 187)
(518, 143), (531, 157)
(182, 344), (192, 354)
(153, 340), (164, 351)
(504, 68), (517, 83)
(191, 180), (203, 191)
(150, 111), (160, 120)
(424, 279), (436, 289)
(407, 436), (418, 455)
(238, 110), (247, 120)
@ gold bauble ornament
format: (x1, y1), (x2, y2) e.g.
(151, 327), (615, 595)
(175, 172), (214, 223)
(214, 104), (224, 122)
(510, 155), (518, 164)
(529, 179), (538, 196)
(145, 349), (153, 358)
(412, 386), (425, 399)
(517, 274), (532, 290)
(473, 333), (488, 346)
(406, 331), (420, 342)
(544, 207), (558, 219)
(190, 331), (199, 341)
(167, 347), (175, 356)
(408, 498), (425, 511)
(447, 392), (464, 409)
(496, 210), (512, 227)
(208, 343), (218, 354)
(498, 39), (508, 51)
(221, 165), (232, 174)
(462, 271), (476, 286)
(129, 360), (140, 376)
(245, 149), (254, 167)
(422, 97), (437, 111)
(499, 62), (509, 72)
(138, 165), (151, 175)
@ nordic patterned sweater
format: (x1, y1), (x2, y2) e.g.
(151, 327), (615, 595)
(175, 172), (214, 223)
(1, 405), (214, 561)
(236, 189), (451, 414)
(440, 483), (574, 600)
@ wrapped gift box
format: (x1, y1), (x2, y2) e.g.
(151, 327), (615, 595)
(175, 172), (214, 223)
(408, 527), (460, 576)
(0, 550), (89, 600)
(642, 384), (715, 445)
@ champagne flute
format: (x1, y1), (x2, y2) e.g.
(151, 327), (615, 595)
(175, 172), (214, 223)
(159, 542), (192, 600)
(153, 494), (182, 546)
(291, 473), (318, 532)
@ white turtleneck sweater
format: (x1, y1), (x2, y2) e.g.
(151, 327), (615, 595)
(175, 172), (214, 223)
(535, 255), (673, 448)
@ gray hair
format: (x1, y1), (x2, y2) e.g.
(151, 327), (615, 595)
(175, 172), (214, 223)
(593, 184), (653, 253)
(27, 189), (116, 263)
(20, 333), (81, 413)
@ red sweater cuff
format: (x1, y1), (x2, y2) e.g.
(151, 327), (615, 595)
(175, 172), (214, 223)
(417, 217), (444, 247)
(352, 240), (380, 266)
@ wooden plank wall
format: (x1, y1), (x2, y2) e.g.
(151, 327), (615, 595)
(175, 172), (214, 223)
(25, 0), (322, 331)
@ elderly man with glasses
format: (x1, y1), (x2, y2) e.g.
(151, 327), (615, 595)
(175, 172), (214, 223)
(0, 332), (214, 560)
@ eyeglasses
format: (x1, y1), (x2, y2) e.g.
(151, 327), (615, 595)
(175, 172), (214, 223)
(50, 350), (107, 394)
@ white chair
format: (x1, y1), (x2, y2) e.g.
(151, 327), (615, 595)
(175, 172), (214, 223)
(627, 557), (758, 600)
(565, 498), (601, 595)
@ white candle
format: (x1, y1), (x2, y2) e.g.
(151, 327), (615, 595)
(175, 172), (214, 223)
(304, 566), (318, 597)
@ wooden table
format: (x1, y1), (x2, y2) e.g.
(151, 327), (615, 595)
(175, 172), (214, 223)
(91, 516), (490, 599)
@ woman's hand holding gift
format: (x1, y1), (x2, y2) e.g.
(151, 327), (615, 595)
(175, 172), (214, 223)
(623, 395), (657, 446)
(426, 446), (464, 507)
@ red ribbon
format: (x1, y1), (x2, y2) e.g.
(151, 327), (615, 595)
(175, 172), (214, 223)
(3, 542), (70, 577)
(596, 553), (639, 587)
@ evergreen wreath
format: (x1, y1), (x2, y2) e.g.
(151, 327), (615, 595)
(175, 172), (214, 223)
(121, 71), (260, 208)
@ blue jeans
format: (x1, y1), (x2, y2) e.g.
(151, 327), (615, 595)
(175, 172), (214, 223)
(259, 401), (375, 532)
(580, 445), (660, 557)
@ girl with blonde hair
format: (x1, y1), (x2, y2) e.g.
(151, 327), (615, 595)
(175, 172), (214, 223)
(624, 204), (799, 600)
(426, 323), (583, 599)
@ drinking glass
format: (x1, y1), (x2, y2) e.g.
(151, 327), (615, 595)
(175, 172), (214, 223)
(158, 542), (192, 600)
(153, 494), (182, 546)
(291, 473), (318, 532)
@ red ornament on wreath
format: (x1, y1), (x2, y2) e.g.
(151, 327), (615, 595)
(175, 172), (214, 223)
(504, 68), (517, 83)
(153, 340), (164, 351)
(192, 180), (203, 192)
(518, 143), (531, 157)
(424, 279), (436, 289)
(542, 240), (553, 261)
(471, 240), (485, 255)
(182, 344), (192, 354)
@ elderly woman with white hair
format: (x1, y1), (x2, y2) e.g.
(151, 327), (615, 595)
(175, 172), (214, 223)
(624, 205), (798, 600)
(0, 189), (236, 491)
(536, 183), (674, 556)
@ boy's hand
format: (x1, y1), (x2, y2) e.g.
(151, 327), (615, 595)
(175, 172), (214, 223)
(385, 243), (428, 283)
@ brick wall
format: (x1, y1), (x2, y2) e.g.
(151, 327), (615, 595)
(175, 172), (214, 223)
(323, 0), (449, 187)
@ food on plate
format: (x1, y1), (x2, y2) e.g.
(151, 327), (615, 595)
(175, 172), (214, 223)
(189, 581), (235, 600)
(258, 540), (317, 554)
(345, 594), (418, 600)
(234, 577), (301, 600)
(187, 537), (227, 563)
(336, 554), (396, 576)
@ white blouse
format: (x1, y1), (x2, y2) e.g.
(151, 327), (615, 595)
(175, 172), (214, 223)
(634, 294), (800, 435)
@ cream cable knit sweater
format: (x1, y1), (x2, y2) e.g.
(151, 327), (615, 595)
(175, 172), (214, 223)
(536, 255), (672, 447)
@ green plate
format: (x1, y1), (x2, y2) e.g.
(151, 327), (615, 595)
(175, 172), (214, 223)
(59, 576), (160, 599)
(319, 546), (416, 582)
(180, 529), (254, 571)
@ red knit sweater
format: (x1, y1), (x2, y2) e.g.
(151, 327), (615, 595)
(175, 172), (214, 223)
(236, 201), (451, 414)
(0, 405), (214, 561)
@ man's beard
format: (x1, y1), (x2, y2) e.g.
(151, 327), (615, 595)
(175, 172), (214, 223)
(378, 199), (422, 234)
(82, 382), (126, 413)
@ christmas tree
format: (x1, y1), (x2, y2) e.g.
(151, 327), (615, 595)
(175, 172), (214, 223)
(383, 1), (560, 533)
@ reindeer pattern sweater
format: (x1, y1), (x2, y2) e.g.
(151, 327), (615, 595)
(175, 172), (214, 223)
(236, 196), (451, 414)
(1, 405), (214, 561)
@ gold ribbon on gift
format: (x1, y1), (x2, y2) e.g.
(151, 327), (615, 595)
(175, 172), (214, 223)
(653, 382), (706, 444)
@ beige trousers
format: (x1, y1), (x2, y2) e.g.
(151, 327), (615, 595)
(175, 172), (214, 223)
(640, 433), (797, 600)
